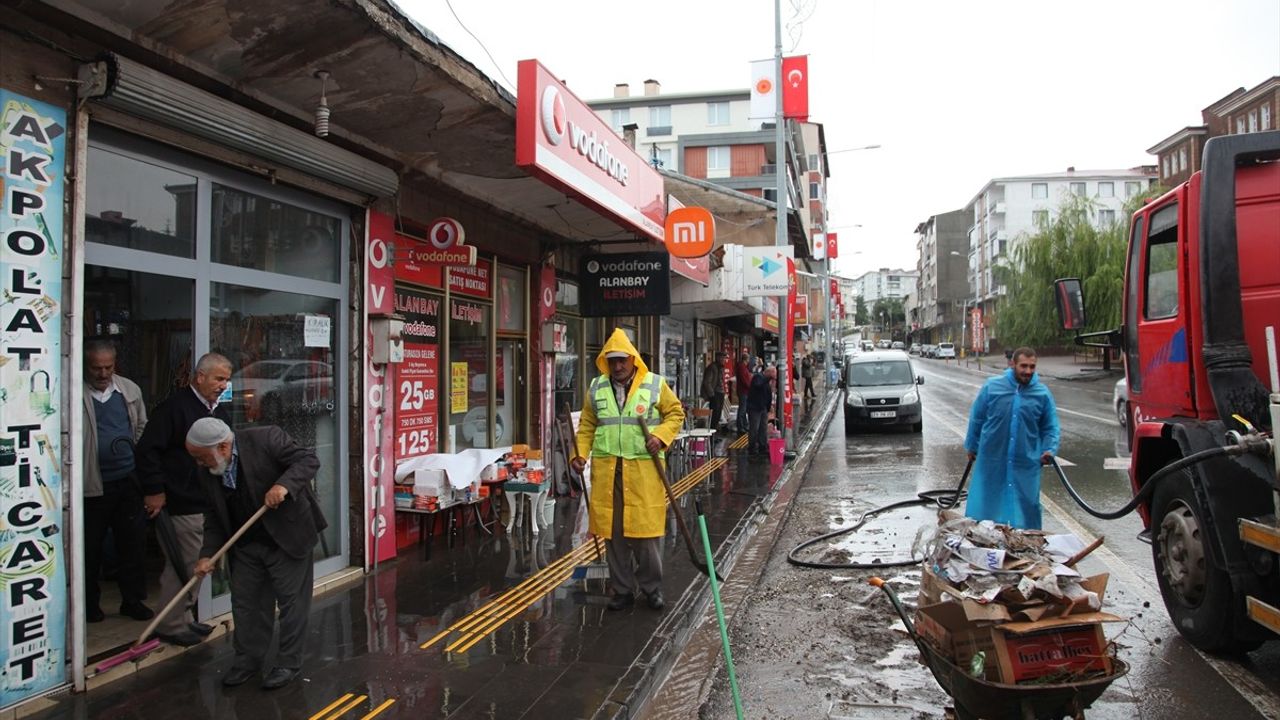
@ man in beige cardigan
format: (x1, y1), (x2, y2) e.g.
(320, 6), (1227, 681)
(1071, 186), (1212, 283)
(82, 339), (152, 623)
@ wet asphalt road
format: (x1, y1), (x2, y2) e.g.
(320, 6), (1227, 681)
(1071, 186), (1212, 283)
(693, 357), (1280, 720)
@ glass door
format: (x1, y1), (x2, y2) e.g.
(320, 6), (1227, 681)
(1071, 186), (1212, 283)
(496, 339), (527, 446)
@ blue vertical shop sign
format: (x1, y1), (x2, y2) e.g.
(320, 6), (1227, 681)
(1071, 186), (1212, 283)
(0, 90), (68, 707)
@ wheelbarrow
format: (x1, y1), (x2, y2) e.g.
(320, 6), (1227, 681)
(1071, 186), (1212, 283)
(868, 577), (1128, 720)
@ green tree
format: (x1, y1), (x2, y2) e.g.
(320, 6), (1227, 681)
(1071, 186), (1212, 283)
(995, 190), (1161, 348)
(854, 295), (869, 326)
(871, 297), (905, 336)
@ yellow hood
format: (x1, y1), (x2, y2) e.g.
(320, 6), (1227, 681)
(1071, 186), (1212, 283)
(595, 328), (649, 379)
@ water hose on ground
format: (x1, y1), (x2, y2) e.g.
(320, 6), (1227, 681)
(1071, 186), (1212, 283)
(786, 459), (972, 570)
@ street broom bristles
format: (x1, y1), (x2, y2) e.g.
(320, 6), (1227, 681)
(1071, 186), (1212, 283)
(94, 638), (162, 673)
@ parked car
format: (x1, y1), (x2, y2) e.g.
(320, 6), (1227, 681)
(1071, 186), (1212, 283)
(840, 350), (924, 433)
(1113, 377), (1129, 429)
(891, 341), (905, 350)
(877, 339), (892, 349)
(909, 343), (921, 355)
(936, 342), (956, 359)
(232, 359), (334, 423)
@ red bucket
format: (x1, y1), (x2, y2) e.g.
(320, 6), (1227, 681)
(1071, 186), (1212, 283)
(769, 438), (785, 466)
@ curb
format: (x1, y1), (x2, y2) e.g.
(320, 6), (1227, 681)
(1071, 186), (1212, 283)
(592, 391), (842, 719)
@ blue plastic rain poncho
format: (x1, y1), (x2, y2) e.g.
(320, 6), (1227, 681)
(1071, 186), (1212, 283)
(963, 368), (1060, 529)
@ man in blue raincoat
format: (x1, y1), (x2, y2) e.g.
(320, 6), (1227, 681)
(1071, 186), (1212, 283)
(963, 347), (1060, 529)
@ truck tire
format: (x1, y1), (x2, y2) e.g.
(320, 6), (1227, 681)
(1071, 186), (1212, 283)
(1150, 467), (1263, 654)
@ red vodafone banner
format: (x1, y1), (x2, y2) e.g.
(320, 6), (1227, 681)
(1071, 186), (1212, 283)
(364, 210), (398, 565)
(783, 56), (809, 122)
(516, 59), (665, 241)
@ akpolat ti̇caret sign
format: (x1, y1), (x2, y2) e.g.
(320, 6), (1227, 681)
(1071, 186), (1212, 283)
(515, 59), (665, 242)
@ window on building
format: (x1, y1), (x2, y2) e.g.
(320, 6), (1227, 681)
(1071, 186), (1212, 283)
(1178, 148), (1187, 172)
(1070, 182), (1086, 196)
(1126, 181), (1141, 197)
(808, 153), (820, 172)
(1237, 117), (1247, 134)
(1031, 182), (1048, 199)
(1098, 208), (1116, 226)
(649, 105), (671, 128)
(1098, 181), (1114, 198)
(1032, 209), (1049, 227)
(611, 107), (630, 131)
(707, 101), (730, 126)
(1248, 110), (1259, 133)
(706, 146), (731, 172)
(655, 147), (673, 169)
(809, 181), (820, 199)
(1263, 104), (1273, 130)
(1162, 157), (1170, 177)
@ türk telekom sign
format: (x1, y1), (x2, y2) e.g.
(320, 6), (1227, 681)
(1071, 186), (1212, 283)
(516, 59), (665, 241)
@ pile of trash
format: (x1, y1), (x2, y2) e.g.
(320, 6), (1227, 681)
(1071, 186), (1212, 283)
(913, 509), (1106, 617)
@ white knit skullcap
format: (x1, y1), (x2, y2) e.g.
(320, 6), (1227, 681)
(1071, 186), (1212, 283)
(186, 417), (234, 447)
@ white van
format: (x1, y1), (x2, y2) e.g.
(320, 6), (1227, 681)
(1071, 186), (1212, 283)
(936, 342), (956, 359)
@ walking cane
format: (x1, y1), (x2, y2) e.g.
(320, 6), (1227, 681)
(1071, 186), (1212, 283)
(637, 417), (722, 582)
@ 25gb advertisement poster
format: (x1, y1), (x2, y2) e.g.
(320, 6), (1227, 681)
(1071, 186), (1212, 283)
(393, 287), (440, 461)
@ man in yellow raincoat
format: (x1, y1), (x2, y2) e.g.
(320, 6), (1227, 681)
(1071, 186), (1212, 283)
(572, 329), (685, 611)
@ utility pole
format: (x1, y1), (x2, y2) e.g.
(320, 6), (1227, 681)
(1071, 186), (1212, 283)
(773, 0), (792, 455)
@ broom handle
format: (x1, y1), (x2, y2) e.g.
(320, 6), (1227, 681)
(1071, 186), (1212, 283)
(134, 504), (270, 647)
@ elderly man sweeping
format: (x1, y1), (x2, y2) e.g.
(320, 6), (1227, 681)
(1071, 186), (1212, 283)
(963, 346), (1060, 529)
(572, 329), (685, 611)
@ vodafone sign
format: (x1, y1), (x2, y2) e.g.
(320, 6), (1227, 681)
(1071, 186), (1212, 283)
(516, 59), (665, 242)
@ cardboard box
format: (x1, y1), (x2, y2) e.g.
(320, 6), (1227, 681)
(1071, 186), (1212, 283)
(993, 619), (1113, 683)
(414, 468), (449, 497)
(915, 600), (1123, 683)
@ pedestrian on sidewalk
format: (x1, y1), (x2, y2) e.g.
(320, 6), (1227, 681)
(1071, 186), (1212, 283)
(735, 347), (753, 433)
(801, 354), (816, 400)
(572, 329), (685, 612)
(135, 352), (233, 647)
(963, 347), (1060, 529)
(700, 351), (727, 431)
(747, 366), (775, 458)
(82, 339), (153, 624)
(187, 418), (326, 690)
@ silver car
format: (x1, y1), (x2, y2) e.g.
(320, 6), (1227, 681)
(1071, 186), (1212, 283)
(841, 350), (924, 433)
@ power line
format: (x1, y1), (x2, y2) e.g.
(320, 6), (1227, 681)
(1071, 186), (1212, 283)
(443, 0), (516, 90)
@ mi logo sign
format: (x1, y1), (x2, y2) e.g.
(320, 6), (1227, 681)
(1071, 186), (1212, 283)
(664, 206), (715, 258)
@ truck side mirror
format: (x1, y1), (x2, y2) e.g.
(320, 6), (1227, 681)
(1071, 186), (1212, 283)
(917, 376), (924, 385)
(1053, 278), (1087, 331)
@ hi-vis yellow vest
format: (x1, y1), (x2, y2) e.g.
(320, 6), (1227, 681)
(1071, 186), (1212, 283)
(590, 372), (664, 459)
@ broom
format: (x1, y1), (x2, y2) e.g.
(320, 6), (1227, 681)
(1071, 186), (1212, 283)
(563, 404), (609, 583)
(95, 505), (269, 673)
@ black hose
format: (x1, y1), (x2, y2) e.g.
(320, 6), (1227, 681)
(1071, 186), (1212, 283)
(786, 459), (973, 570)
(1049, 445), (1241, 520)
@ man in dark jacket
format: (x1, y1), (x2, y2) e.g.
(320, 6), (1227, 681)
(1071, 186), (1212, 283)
(187, 418), (325, 690)
(747, 366), (776, 457)
(700, 351), (728, 431)
(135, 352), (233, 646)
(735, 347), (753, 433)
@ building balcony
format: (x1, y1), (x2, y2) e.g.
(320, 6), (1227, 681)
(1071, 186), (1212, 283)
(987, 202), (1006, 215)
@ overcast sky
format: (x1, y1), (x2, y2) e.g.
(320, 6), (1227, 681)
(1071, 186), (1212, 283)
(397, 0), (1279, 278)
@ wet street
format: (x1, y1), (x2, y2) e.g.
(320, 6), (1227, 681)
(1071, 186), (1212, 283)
(686, 357), (1280, 720)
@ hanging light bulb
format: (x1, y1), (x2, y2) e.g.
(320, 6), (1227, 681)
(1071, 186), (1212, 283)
(314, 70), (331, 137)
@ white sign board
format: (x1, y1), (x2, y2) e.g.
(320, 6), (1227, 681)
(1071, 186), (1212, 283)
(305, 315), (332, 347)
(741, 246), (794, 296)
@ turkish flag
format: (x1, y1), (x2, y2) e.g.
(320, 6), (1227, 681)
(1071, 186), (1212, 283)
(827, 231), (839, 259)
(782, 56), (809, 121)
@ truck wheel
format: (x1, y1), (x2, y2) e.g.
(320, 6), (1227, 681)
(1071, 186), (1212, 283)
(1151, 467), (1262, 654)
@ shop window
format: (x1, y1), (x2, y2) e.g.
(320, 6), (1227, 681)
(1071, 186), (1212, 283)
(496, 264), (526, 332)
(211, 183), (340, 282)
(86, 146), (197, 258)
(211, 282), (342, 561)
(554, 317), (582, 417)
(448, 299), (492, 451)
(585, 317), (605, 347)
(556, 279), (580, 315)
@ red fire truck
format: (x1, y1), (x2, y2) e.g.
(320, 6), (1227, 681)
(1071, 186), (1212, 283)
(1055, 130), (1279, 653)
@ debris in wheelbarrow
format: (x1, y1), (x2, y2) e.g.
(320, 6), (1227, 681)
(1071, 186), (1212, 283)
(914, 510), (1110, 617)
(871, 577), (1129, 720)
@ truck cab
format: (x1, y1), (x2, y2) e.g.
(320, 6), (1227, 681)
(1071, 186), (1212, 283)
(1056, 130), (1280, 654)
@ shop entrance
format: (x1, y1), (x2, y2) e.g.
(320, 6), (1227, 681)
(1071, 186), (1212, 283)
(81, 128), (349, 658)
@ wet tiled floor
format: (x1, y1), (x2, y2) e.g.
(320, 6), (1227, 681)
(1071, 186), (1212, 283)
(27, 399), (833, 720)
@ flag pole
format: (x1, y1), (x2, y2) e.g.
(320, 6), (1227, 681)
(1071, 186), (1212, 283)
(773, 0), (792, 454)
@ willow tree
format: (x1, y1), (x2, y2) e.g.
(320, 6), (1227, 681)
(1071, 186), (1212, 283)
(995, 190), (1161, 348)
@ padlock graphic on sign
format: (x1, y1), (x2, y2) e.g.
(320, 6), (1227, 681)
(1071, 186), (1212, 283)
(30, 370), (53, 417)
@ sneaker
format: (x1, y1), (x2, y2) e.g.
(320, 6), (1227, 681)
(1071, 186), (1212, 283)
(120, 602), (155, 621)
(646, 591), (665, 611)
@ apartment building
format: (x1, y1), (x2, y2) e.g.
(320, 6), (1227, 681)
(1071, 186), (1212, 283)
(1148, 76), (1279, 187)
(913, 209), (969, 344)
(852, 268), (918, 305)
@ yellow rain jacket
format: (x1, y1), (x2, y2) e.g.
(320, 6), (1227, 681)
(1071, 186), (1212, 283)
(575, 329), (685, 538)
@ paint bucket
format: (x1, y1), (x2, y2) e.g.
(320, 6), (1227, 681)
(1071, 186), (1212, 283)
(768, 438), (785, 466)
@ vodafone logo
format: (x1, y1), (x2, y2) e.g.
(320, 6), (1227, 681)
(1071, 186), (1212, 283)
(586, 260), (600, 274)
(541, 285), (554, 309)
(428, 217), (465, 250)
(540, 86), (566, 146)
